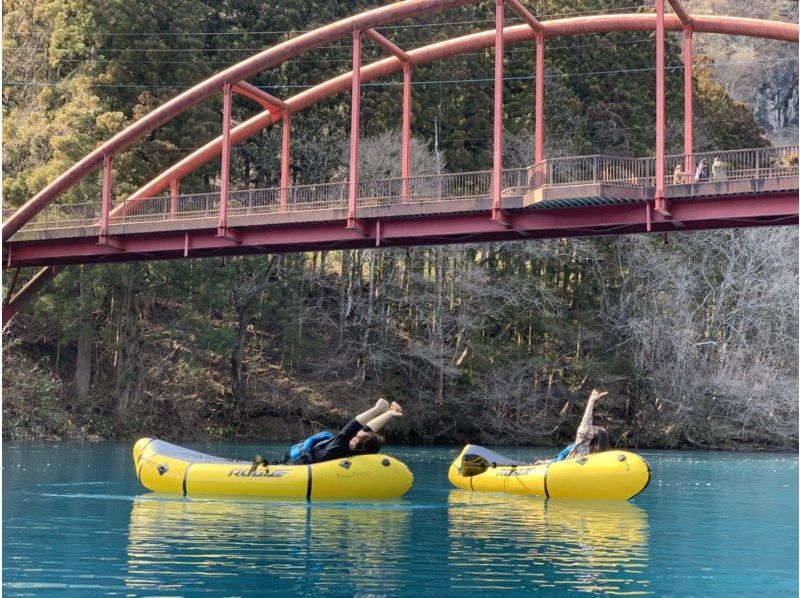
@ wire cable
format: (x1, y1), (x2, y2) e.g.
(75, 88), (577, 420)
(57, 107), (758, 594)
(4, 57), (795, 91)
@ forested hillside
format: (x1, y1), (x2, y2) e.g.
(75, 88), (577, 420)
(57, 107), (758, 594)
(3, 0), (797, 449)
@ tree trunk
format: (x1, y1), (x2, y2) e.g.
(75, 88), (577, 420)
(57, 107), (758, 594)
(434, 247), (445, 407)
(231, 307), (250, 404)
(74, 267), (93, 401)
(338, 250), (352, 346)
(357, 250), (376, 382)
(114, 266), (138, 418)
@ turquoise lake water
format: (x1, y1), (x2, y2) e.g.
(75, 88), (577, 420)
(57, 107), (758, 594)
(3, 443), (797, 596)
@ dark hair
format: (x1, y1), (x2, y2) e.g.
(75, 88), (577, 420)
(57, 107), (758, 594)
(589, 426), (610, 453)
(351, 432), (384, 454)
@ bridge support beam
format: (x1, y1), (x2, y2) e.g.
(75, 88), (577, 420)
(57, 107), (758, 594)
(491, 0), (506, 224)
(683, 25), (694, 179)
(2, 266), (61, 327)
(218, 82), (233, 238)
(654, 0), (668, 215)
(534, 31), (545, 186)
(402, 62), (412, 203)
(3, 267), (21, 307)
(347, 29), (362, 230)
(281, 111), (291, 211)
(170, 178), (180, 219)
(100, 154), (113, 243)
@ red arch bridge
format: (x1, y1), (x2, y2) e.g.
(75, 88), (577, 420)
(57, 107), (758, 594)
(2, 0), (798, 325)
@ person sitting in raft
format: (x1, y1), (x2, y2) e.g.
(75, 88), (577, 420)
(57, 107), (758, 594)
(284, 399), (403, 465)
(535, 389), (610, 465)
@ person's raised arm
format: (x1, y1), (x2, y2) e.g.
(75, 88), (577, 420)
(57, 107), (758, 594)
(365, 402), (403, 432)
(574, 389), (607, 444)
(355, 399), (391, 427)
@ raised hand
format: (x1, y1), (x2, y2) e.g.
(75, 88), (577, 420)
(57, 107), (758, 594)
(389, 402), (403, 416)
(589, 389), (608, 402)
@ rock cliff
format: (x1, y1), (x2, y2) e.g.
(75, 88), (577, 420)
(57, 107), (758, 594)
(688, 0), (798, 145)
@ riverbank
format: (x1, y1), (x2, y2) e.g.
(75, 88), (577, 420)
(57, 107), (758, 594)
(4, 351), (795, 451)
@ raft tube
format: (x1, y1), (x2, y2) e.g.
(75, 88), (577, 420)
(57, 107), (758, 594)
(448, 444), (650, 500)
(133, 438), (414, 500)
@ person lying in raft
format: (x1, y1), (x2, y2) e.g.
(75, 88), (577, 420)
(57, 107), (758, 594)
(535, 389), (610, 465)
(283, 399), (403, 465)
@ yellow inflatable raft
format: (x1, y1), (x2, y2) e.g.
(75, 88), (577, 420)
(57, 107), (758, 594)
(448, 444), (650, 500)
(133, 438), (413, 500)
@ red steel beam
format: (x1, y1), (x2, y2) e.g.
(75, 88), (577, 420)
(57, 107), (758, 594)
(170, 178), (180, 218)
(3, 267), (21, 305)
(218, 83), (232, 237)
(99, 154), (113, 242)
(2, 266), (61, 325)
(281, 112), (291, 211)
(115, 14), (798, 212)
(491, 0), (505, 222)
(402, 63), (412, 202)
(655, 0), (666, 208)
(505, 0), (543, 32)
(232, 81), (287, 114)
(347, 29), (362, 229)
(364, 29), (411, 62)
(667, 0), (692, 26)
(534, 32), (544, 169)
(683, 25), (693, 178)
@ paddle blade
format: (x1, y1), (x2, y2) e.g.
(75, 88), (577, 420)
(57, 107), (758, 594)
(460, 454), (491, 477)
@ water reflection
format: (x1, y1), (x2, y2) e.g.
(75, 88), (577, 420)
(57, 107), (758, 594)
(448, 491), (650, 595)
(127, 495), (411, 595)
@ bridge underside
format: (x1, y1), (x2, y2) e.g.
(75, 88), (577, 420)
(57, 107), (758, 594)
(7, 191), (796, 268)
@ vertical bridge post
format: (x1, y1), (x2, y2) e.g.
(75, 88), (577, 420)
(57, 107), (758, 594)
(281, 111), (291, 211)
(347, 29), (362, 230)
(170, 178), (180, 219)
(491, 0), (506, 224)
(668, 0), (694, 184)
(402, 62), (412, 203)
(100, 153), (113, 243)
(535, 31), (545, 185)
(683, 25), (694, 180)
(218, 82), (234, 238)
(655, 0), (668, 215)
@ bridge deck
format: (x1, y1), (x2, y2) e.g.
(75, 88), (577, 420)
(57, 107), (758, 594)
(4, 147), (797, 267)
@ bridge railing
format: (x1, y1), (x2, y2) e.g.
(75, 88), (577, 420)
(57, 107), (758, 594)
(358, 170), (496, 207)
(643, 145), (799, 186)
(112, 191), (223, 223)
(8, 146), (798, 233)
(502, 168), (530, 196)
(532, 155), (647, 187)
(11, 201), (101, 231)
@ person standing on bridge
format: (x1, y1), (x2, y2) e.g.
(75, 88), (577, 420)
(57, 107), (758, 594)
(282, 398), (403, 465)
(694, 159), (708, 182)
(712, 157), (728, 181)
(673, 164), (684, 184)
